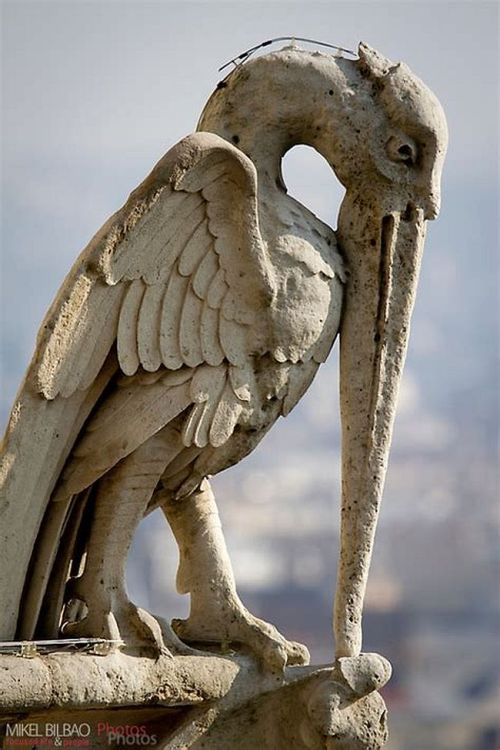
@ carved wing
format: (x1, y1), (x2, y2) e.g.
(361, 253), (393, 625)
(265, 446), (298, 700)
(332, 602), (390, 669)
(0, 132), (273, 638)
(36, 132), (273, 398)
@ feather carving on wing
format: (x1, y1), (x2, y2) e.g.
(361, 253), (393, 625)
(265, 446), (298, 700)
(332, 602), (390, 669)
(32, 134), (275, 488)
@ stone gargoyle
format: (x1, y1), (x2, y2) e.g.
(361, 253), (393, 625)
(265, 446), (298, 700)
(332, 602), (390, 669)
(0, 42), (447, 688)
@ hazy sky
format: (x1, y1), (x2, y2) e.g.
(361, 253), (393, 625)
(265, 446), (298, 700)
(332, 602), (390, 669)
(1, 1), (498, 420)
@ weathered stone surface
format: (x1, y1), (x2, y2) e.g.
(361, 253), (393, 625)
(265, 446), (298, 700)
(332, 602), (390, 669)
(0, 40), (446, 748)
(0, 651), (391, 749)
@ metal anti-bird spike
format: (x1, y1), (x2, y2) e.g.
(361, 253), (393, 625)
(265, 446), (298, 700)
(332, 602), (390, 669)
(0, 42), (447, 676)
(218, 36), (357, 71)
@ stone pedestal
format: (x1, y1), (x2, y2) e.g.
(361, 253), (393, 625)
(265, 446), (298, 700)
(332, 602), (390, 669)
(0, 650), (390, 749)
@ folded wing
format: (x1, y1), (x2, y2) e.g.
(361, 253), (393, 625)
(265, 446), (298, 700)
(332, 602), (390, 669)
(36, 133), (274, 400)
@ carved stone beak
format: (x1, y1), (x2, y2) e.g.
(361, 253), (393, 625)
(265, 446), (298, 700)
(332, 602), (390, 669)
(334, 190), (429, 657)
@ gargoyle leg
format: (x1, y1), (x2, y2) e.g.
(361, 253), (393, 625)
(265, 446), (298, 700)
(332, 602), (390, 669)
(161, 479), (310, 669)
(63, 429), (184, 653)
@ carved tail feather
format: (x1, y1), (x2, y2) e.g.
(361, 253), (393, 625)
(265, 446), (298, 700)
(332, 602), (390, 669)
(14, 378), (195, 641)
(27, 490), (91, 639)
(0, 354), (118, 639)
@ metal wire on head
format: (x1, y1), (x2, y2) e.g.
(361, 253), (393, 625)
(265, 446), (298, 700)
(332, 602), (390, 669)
(219, 37), (357, 72)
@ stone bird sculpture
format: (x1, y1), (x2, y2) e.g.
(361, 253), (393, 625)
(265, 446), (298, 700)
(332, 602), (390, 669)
(0, 43), (447, 669)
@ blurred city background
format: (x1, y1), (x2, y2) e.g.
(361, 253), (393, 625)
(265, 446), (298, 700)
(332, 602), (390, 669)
(2, 3), (498, 748)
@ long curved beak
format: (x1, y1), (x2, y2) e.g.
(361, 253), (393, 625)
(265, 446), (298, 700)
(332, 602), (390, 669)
(334, 191), (427, 657)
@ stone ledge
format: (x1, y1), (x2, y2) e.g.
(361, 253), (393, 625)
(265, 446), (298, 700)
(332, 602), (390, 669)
(0, 652), (391, 749)
(0, 650), (326, 713)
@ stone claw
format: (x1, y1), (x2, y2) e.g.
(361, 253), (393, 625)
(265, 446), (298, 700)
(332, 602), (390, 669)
(61, 578), (183, 657)
(172, 608), (310, 671)
(63, 598), (170, 656)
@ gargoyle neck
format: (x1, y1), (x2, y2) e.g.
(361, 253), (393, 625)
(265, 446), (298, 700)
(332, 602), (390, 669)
(197, 51), (357, 189)
(201, 108), (322, 189)
(232, 130), (304, 190)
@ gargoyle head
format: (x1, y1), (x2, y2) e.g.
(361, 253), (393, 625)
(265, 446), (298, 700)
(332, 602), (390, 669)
(200, 42), (447, 222)
(342, 42), (447, 220)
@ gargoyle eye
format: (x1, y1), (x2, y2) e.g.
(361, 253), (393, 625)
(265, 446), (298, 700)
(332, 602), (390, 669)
(386, 135), (417, 166)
